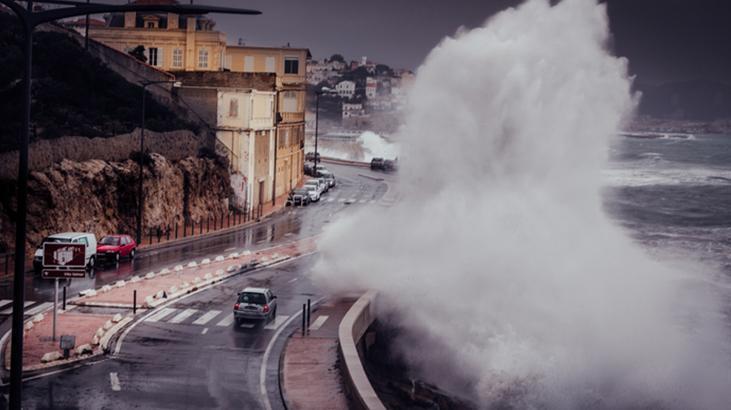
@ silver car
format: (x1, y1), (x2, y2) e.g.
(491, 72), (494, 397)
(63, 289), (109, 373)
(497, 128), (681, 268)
(233, 287), (277, 324)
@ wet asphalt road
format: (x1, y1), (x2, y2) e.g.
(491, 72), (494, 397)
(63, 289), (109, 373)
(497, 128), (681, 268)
(20, 255), (319, 410)
(0, 163), (392, 409)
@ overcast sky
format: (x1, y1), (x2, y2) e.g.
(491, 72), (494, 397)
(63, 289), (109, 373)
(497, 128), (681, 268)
(118, 0), (731, 84)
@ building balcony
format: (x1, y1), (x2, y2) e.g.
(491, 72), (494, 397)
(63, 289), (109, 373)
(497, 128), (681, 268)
(279, 112), (305, 123)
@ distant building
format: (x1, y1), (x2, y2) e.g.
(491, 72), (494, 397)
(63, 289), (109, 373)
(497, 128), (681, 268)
(342, 102), (365, 119)
(336, 80), (356, 98)
(225, 45), (310, 197)
(88, 0), (226, 71)
(62, 17), (106, 35)
(365, 77), (377, 99)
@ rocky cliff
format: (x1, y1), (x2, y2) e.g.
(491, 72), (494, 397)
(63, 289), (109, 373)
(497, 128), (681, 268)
(0, 153), (232, 257)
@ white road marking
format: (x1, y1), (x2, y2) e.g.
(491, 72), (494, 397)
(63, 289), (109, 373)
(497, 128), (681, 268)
(338, 198), (346, 203)
(260, 300), (322, 410)
(201, 327), (208, 335)
(216, 313), (234, 326)
(0, 301), (34, 315)
(264, 315), (290, 330)
(24, 302), (53, 316)
(0, 300), (12, 310)
(192, 310), (221, 326)
(287, 278), (298, 283)
(359, 199), (367, 204)
(144, 308), (177, 323)
(240, 323), (255, 329)
(309, 315), (329, 331)
(224, 247), (236, 252)
(167, 308), (198, 324)
(109, 372), (121, 391)
(327, 198), (335, 202)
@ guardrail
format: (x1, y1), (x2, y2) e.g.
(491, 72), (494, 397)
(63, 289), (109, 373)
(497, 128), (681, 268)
(337, 290), (386, 410)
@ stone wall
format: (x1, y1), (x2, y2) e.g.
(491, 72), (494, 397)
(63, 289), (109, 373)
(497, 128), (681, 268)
(0, 129), (204, 179)
(0, 153), (232, 256)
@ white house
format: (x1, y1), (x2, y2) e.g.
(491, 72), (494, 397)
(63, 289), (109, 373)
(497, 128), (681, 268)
(335, 80), (356, 98)
(216, 89), (276, 210)
(365, 77), (378, 99)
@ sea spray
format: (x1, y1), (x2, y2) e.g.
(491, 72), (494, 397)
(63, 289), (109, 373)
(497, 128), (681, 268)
(312, 0), (731, 408)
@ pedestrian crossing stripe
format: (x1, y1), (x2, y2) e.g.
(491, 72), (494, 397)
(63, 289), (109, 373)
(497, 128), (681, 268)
(263, 315), (290, 330)
(168, 309), (198, 324)
(144, 307), (177, 323)
(0, 300), (13, 310)
(327, 198), (335, 202)
(216, 313), (234, 327)
(24, 302), (54, 316)
(309, 315), (329, 331)
(192, 310), (221, 325)
(0, 301), (34, 315)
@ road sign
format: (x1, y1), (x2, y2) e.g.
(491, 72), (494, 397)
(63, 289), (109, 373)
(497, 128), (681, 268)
(43, 242), (85, 269)
(41, 269), (86, 279)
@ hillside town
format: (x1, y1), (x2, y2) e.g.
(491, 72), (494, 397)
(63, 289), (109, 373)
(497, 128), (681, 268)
(305, 54), (415, 134)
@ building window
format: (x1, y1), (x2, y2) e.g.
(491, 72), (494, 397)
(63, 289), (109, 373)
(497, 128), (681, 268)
(244, 56), (254, 72)
(282, 91), (297, 113)
(229, 99), (238, 118)
(148, 47), (159, 66)
(265, 56), (275, 73)
(172, 48), (183, 68)
(284, 57), (299, 74)
(198, 48), (209, 68)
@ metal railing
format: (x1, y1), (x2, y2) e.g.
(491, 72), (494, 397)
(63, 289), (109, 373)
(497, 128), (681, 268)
(140, 203), (264, 246)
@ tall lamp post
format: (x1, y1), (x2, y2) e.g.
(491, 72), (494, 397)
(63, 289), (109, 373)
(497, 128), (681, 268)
(0, 2), (260, 408)
(136, 80), (181, 245)
(313, 86), (334, 170)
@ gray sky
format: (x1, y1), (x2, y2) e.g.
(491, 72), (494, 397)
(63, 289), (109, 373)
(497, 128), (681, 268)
(112, 0), (731, 84)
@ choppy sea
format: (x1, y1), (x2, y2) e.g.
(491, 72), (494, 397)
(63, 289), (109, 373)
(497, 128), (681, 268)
(603, 133), (731, 280)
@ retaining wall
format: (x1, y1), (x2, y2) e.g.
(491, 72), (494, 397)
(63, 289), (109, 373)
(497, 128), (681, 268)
(338, 290), (386, 410)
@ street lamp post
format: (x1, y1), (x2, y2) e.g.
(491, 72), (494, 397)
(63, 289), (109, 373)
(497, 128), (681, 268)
(0, 2), (260, 408)
(313, 87), (334, 171)
(136, 80), (181, 245)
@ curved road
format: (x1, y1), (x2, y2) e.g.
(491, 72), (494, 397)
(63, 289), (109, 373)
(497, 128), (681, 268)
(0, 164), (394, 409)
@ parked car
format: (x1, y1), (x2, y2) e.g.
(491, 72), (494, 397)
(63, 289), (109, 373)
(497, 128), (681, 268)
(33, 232), (97, 275)
(233, 287), (277, 325)
(317, 177), (330, 193)
(305, 178), (327, 196)
(370, 157), (385, 170)
(97, 234), (137, 264)
(305, 152), (321, 162)
(303, 182), (321, 202)
(318, 169), (336, 188)
(287, 188), (311, 206)
(304, 163), (315, 176)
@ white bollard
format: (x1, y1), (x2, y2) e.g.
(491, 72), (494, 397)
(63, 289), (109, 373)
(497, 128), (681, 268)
(115, 280), (125, 288)
(112, 313), (123, 323)
(130, 275), (142, 283)
(41, 351), (63, 363)
(160, 268), (171, 275)
(214, 255), (225, 262)
(174, 265), (184, 272)
(145, 272), (156, 279)
(187, 261), (198, 268)
(201, 258), (211, 265)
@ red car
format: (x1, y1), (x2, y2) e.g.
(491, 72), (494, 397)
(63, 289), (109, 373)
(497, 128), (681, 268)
(97, 234), (137, 264)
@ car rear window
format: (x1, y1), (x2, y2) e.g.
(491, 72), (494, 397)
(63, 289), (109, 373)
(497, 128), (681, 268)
(238, 292), (266, 305)
(100, 236), (120, 245)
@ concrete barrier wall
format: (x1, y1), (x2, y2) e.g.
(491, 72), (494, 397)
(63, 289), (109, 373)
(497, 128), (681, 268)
(338, 290), (387, 410)
(0, 129), (203, 179)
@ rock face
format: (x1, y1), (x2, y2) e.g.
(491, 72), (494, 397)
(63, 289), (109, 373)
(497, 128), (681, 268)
(0, 153), (232, 256)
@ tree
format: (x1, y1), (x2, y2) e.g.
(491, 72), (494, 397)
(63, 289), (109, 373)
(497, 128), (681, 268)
(329, 53), (345, 63)
(129, 45), (147, 63)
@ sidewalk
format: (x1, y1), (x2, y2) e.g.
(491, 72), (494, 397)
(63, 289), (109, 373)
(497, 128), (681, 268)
(281, 297), (356, 410)
(2, 235), (316, 372)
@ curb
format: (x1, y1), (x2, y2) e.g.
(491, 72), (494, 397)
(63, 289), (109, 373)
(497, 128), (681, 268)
(0, 247), (300, 378)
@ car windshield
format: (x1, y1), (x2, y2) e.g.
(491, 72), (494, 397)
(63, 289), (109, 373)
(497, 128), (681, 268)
(238, 292), (266, 305)
(305, 181), (318, 187)
(100, 236), (120, 245)
(304, 185), (316, 192)
(40, 237), (67, 246)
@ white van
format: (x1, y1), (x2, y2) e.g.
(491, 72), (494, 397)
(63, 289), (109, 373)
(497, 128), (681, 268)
(33, 232), (97, 275)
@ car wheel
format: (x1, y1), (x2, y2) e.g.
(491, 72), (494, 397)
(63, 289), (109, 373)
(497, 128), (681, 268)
(86, 256), (95, 277)
(115, 252), (120, 263)
(129, 249), (136, 260)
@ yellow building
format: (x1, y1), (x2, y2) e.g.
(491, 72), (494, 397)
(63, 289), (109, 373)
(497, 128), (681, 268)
(88, 4), (225, 71)
(225, 46), (310, 197)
